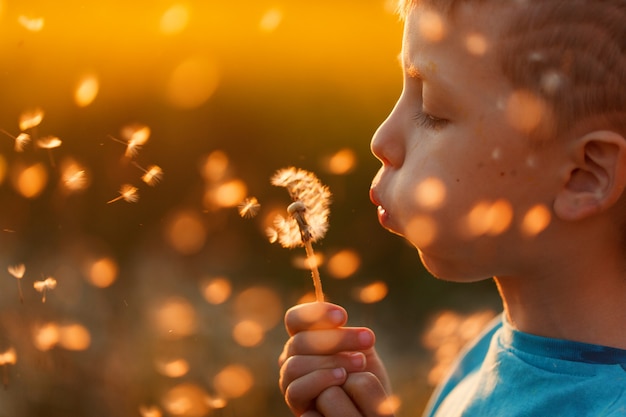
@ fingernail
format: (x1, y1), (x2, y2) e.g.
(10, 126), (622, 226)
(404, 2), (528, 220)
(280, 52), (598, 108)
(332, 367), (346, 379)
(358, 330), (374, 347)
(348, 352), (365, 368)
(328, 309), (344, 324)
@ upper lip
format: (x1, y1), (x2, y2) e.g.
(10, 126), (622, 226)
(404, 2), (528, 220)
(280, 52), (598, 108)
(369, 187), (381, 207)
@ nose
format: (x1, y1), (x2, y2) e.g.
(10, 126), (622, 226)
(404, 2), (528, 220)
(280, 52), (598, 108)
(370, 101), (405, 168)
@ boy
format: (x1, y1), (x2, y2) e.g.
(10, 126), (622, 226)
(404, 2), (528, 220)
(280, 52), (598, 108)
(279, 0), (626, 416)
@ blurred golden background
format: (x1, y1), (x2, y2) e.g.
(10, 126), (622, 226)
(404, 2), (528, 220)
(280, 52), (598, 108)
(0, 1), (500, 416)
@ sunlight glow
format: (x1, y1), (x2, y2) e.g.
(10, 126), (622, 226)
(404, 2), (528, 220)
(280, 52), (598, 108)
(200, 276), (232, 305)
(323, 148), (357, 175)
(12, 162), (47, 198)
(464, 199), (513, 238)
(232, 320), (265, 347)
(233, 287), (282, 330)
(353, 281), (388, 304)
(405, 214), (437, 247)
(506, 90), (549, 135)
(465, 33), (488, 56)
(162, 383), (210, 417)
(86, 257), (118, 288)
(259, 8), (283, 33)
(150, 297), (197, 339)
(417, 10), (446, 42)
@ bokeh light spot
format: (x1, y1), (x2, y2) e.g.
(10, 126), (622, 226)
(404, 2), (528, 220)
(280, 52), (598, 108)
(414, 177), (446, 210)
(465, 33), (488, 56)
(323, 148), (357, 175)
(155, 357), (190, 378)
(18, 15), (44, 32)
(200, 276), (232, 305)
(233, 286), (282, 330)
(160, 4), (189, 35)
(232, 320), (265, 347)
(58, 323), (91, 351)
(464, 199), (513, 238)
(506, 90), (548, 135)
(213, 364), (254, 399)
(353, 281), (388, 304)
(12, 162), (48, 198)
(417, 10), (446, 42)
(167, 56), (219, 109)
(521, 204), (551, 237)
(204, 179), (247, 209)
(74, 74), (99, 107)
(200, 150), (230, 183)
(86, 257), (118, 288)
(259, 8), (283, 33)
(405, 215), (437, 248)
(326, 249), (360, 279)
(164, 210), (207, 255)
(150, 296), (197, 339)
(162, 383), (209, 417)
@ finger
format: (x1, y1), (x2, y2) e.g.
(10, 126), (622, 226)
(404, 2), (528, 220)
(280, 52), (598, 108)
(283, 327), (375, 359)
(279, 351), (367, 393)
(285, 302), (347, 335)
(316, 386), (363, 417)
(284, 367), (347, 416)
(343, 372), (395, 417)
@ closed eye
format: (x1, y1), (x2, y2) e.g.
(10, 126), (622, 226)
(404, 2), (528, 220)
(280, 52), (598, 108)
(412, 110), (448, 130)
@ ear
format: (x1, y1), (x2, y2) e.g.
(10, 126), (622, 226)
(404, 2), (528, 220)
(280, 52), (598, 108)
(554, 131), (626, 221)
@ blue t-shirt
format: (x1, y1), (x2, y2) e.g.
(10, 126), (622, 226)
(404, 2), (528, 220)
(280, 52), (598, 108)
(423, 314), (626, 416)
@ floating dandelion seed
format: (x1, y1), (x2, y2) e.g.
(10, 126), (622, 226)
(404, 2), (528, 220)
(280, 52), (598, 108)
(60, 162), (89, 192)
(270, 167), (331, 301)
(33, 276), (57, 303)
(107, 184), (139, 204)
(0, 129), (31, 152)
(36, 135), (62, 167)
(133, 162), (163, 186)
(7, 264), (25, 303)
(121, 123), (151, 158)
(0, 347), (16, 389)
(238, 197), (260, 218)
(18, 107), (44, 131)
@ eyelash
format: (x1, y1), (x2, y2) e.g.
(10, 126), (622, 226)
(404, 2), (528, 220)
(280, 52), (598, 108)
(413, 110), (448, 130)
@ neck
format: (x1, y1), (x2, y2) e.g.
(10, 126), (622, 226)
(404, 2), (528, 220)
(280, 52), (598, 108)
(494, 253), (626, 350)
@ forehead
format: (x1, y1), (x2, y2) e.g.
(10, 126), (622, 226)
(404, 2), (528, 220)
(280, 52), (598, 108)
(402, 2), (508, 78)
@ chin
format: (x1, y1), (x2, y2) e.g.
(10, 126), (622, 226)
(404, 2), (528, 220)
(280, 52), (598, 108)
(417, 250), (493, 283)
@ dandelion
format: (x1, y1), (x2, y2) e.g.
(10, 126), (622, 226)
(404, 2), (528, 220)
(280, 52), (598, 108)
(0, 129), (31, 152)
(7, 264), (25, 303)
(270, 167), (331, 301)
(107, 184), (139, 204)
(133, 162), (163, 186)
(33, 276), (57, 303)
(18, 107), (44, 131)
(238, 197), (260, 218)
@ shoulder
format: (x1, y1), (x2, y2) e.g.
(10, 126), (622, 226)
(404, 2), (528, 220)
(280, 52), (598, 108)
(422, 313), (503, 417)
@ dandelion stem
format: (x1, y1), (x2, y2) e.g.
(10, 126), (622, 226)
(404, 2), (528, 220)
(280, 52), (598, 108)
(289, 201), (324, 302)
(16, 281), (23, 304)
(303, 240), (324, 302)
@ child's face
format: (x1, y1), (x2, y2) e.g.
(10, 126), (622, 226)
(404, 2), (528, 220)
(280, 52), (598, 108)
(370, 3), (564, 281)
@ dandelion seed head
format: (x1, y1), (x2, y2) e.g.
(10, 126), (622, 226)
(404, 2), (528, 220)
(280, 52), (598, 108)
(7, 264), (25, 279)
(238, 197), (260, 218)
(141, 165), (163, 186)
(18, 107), (44, 131)
(270, 167), (331, 247)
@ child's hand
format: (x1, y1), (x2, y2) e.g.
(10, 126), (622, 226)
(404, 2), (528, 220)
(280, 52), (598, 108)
(278, 302), (393, 416)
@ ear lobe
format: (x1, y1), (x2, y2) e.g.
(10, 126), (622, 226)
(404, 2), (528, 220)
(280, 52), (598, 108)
(554, 131), (626, 221)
